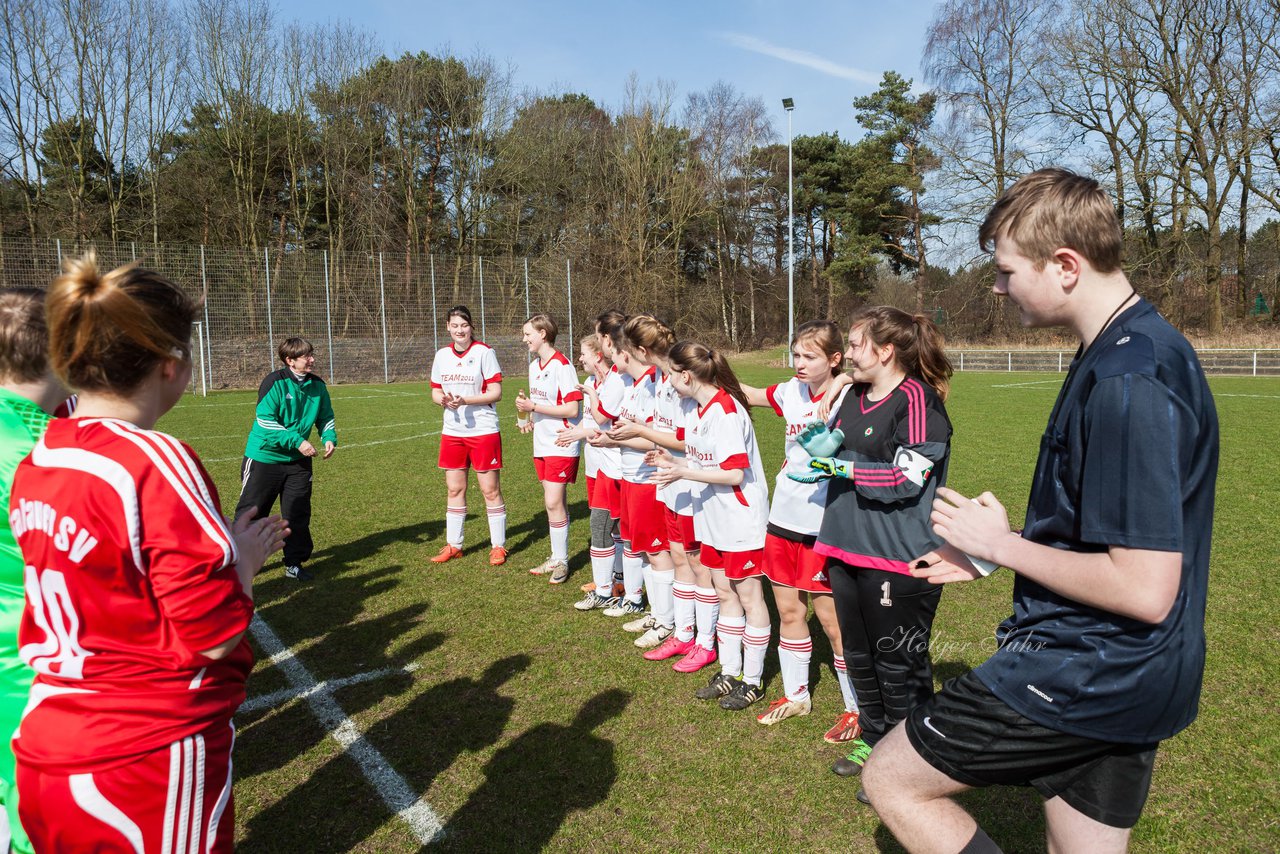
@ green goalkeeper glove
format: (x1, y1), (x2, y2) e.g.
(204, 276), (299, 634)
(787, 456), (854, 483)
(796, 421), (845, 457)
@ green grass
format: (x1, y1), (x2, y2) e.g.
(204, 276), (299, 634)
(160, 369), (1280, 852)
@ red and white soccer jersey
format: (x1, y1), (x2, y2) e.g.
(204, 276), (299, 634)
(618, 367), (659, 484)
(765, 378), (847, 537)
(684, 389), (769, 552)
(655, 372), (698, 515)
(581, 375), (603, 480)
(10, 418), (254, 775)
(592, 367), (627, 481)
(430, 341), (502, 437)
(529, 350), (582, 458)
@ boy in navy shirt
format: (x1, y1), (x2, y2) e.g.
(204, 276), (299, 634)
(862, 168), (1219, 853)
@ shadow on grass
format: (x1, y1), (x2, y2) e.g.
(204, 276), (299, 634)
(240, 655), (532, 852)
(433, 688), (631, 852)
(872, 785), (1045, 852)
(502, 497), (591, 562)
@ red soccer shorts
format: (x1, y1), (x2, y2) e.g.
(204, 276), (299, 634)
(18, 720), (236, 854)
(701, 543), (765, 580)
(592, 473), (623, 519)
(763, 532), (832, 593)
(534, 455), (580, 484)
(438, 432), (503, 472)
(586, 476), (596, 503)
(664, 506), (700, 552)
(619, 480), (668, 554)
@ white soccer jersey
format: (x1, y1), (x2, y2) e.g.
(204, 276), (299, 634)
(766, 378), (847, 537)
(581, 374), (603, 478)
(529, 350), (582, 458)
(592, 367), (627, 480)
(618, 367), (659, 483)
(685, 388), (769, 551)
(430, 341), (502, 437)
(655, 372), (699, 514)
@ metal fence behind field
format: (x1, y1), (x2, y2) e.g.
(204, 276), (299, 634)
(3, 237), (1278, 390)
(0, 237), (579, 390)
(950, 349), (1280, 377)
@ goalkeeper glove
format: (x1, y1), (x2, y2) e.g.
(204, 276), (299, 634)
(787, 456), (854, 483)
(796, 422), (845, 458)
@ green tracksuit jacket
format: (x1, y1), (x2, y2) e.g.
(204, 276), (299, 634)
(243, 369), (338, 463)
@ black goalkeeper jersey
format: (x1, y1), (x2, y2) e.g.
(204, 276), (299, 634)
(815, 376), (952, 574)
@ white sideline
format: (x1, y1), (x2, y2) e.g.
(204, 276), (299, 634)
(245, 615), (444, 844)
(204, 430), (440, 463)
(187, 420), (433, 442)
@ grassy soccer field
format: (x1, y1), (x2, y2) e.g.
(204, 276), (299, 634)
(160, 363), (1279, 853)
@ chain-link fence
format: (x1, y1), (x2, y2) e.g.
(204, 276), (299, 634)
(0, 237), (587, 390)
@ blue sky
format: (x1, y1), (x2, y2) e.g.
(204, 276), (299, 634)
(276, 0), (943, 142)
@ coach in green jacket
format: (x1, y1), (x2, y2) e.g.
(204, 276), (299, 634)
(235, 337), (338, 581)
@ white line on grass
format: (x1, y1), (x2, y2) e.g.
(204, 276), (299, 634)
(184, 393), (427, 409)
(1215, 392), (1280, 399)
(246, 615), (444, 845)
(187, 421), (434, 442)
(203, 431), (441, 463)
(239, 661), (422, 714)
(990, 379), (1064, 389)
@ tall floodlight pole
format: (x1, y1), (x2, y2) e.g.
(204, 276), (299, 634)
(782, 98), (795, 367)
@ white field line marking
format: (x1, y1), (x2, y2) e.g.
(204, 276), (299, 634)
(1215, 392), (1280, 399)
(204, 430), (441, 463)
(360, 387), (418, 396)
(184, 393), (427, 409)
(246, 615), (443, 844)
(239, 661), (421, 715)
(188, 421), (433, 442)
(990, 379), (1063, 389)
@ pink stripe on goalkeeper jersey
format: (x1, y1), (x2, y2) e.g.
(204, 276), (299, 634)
(812, 541), (910, 575)
(901, 378), (927, 444)
(854, 467), (908, 485)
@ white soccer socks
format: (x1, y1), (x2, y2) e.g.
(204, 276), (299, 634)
(717, 614), (746, 679)
(549, 514), (570, 562)
(743, 624), (771, 688)
(485, 503), (506, 548)
(778, 635), (813, 702)
(834, 653), (858, 712)
(446, 506), (466, 547)
(694, 586), (719, 651)
(673, 581), (697, 642)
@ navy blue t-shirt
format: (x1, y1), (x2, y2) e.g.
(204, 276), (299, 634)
(975, 299), (1218, 744)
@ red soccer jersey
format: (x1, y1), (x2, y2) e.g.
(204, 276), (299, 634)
(10, 417), (254, 773)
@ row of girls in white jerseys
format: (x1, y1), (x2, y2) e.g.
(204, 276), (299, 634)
(562, 308), (957, 774)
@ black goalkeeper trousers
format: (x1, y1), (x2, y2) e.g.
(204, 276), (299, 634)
(828, 560), (943, 747)
(234, 456), (314, 566)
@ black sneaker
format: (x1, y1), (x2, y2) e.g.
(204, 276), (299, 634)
(284, 565), (313, 581)
(856, 789), (871, 806)
(719, 679), (765, 710)
(694, 672), (737, 700)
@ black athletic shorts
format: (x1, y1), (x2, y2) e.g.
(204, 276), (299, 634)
(905, 670), (1158, 829)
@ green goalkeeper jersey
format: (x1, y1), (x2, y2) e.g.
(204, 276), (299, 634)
(0, 387), (51, 854)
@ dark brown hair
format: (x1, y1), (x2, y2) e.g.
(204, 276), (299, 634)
(793, 319), (844, 377)
(0, 288), (50, 383)
(46, 251), (196, 394)
(594, 309), (625, 334)
(849, 306), (954, 400)
(668, 341), (749, 409)
(978, 167), (1123, 273)
(278, 337), (314, 363)
(446, 305), (473, 325)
